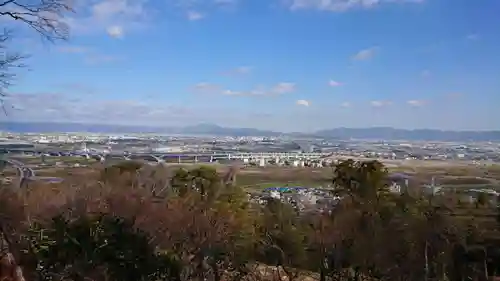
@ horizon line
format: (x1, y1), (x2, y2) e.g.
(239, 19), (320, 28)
(1, 121), (500, 133)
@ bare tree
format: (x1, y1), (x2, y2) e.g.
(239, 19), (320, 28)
(0, 30), (26, 99)
(0, 0), (72, 97)
(0, 0), (72, 277)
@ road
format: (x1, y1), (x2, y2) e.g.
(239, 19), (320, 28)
(0, 158), (36, 187)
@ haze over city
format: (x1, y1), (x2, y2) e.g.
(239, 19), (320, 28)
(3, 0), (500, 132)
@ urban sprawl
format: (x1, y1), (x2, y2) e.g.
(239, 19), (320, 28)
(1, 131), (500, 213)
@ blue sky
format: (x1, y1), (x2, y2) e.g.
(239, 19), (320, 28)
(2, 0), (500, 132)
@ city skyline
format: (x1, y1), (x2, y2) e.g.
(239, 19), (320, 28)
(3, 0), (500, 131)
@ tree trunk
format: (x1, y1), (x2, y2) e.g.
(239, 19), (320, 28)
(425, 240), (429, 281)
(484, 257), (489, 281)
(442, 261), (448, 281)
(320, 269), (326, 281)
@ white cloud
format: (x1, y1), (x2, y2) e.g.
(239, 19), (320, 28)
(289, 0), (424, 12)
(56, 45), (119, 65)
(91, 0), (142, 20)
(370, 100), (392, 107)
(215, 82), (296, 97)
(63, 0), (150, 37)
(352, 46), (378, 61)
(193, 82), (294, 97)
(2, 93), (196, 125)
(222, 90), (244, 96)
(296, 99), (310, 107)
(2, 92), (496, 132)
(106, 25), (124, 38)
(193, 82), (221, 93)
(187, 10), (204, 20)
(55, 83), (100, 95)
(407, 99), (426, 107)
(271, 82), (295, 94)
(329, 80), (342, 87)
(340, 102), (351, 108)
(176, 0), (238, 14)
(3, 92), (307, 129)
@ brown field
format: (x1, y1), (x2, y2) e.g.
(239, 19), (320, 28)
(3, 158), (500, 191)
(8, 161), (496, 230)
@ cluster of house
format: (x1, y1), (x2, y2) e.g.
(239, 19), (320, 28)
(247, 174), (500, 212)
(385, 173), (498, 206)
(247, 186), (340, 213)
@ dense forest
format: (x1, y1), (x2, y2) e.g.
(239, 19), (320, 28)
(1, 159), (500, 281)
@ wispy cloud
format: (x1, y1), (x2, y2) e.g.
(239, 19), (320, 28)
(370, 100), (392, 107)
(222, 90), (244, 96)
(3, 92), (301, 129)
(407, 99), (426, 107)
(352, 46), (378, 61)
(340, 102), (351, 108)
(54, 83), (100, 95)
(193, 82), (296, 97)
(57, 45), (119, 65)
(466, 33), (480, 41)
(296, 99), (310, 107)
(222, 82), (296, 97)
(2, 92), (198, 126)
(271, 82), (296, 94)
(289, 0), (424, 12)
(64, 0), (151, 38)
(329, 80), (342, 87)
(192, 82), (221, 94)
(187, 10), (205, 20)
(175, 0), (239, 17)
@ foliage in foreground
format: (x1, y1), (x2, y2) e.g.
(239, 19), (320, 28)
(1, 161), (500, 281)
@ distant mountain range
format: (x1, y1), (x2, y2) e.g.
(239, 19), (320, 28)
(0, 122), (281, 137)
(1, 121), (499, 141)
(315, 127), (500, 142)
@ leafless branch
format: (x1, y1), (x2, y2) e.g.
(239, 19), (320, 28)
(0, 0), (72, 42)
(0, 29), (27, 98)
(0, 0), (73, 106)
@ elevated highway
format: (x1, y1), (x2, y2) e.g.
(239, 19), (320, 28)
(1, 158), (65, 186)
(4, 150), (333, 164)
(2, 158), (36, 178)
(1, 150), (334, 186)
(0, 158), (36, 188)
